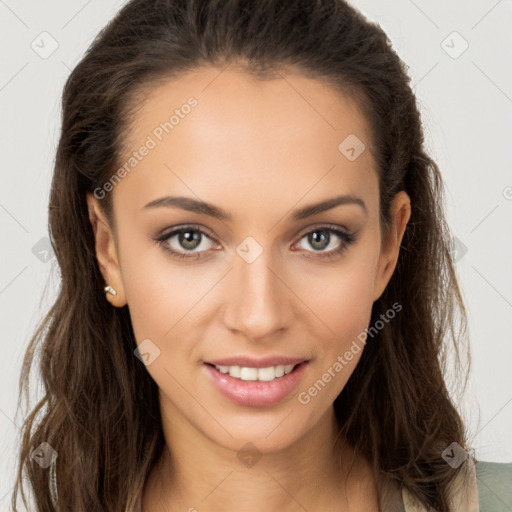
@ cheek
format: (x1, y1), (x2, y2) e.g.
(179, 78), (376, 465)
(116, 229), (190, 341)
(295, 262), (377, 406)
(305, 255), (377, 340)
(118, 233), (226, 355)
(315, 282), (373, 382)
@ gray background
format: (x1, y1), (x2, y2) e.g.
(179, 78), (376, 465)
(1, 0), (511, 509)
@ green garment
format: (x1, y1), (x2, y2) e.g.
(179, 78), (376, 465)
(476, 461), (512, 511)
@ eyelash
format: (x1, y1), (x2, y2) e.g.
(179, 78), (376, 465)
(154, 224), (357, 262)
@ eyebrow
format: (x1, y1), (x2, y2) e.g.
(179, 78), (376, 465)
(142, 194), (367, 221)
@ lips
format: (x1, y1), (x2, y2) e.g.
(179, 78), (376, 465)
(203, 360), (309, 407)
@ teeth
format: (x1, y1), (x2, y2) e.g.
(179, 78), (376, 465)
(214, 364), (298, 381)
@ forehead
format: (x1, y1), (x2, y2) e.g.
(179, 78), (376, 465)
(114, 66), (378, 219)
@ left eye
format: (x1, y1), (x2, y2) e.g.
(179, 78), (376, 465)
(296, 228), (346, 253)
(291, 226), (357, 260)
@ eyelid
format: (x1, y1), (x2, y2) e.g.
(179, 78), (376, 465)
(295, 222), (351, 238)
(157, 223), (217, 240)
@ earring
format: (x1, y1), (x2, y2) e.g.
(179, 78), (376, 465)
(104, 285), (117, 297)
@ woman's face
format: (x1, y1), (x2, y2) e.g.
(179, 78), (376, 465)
(87, 66), (410, 453)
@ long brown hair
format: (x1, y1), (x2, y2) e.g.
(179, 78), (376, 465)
(12, 0), (474, 510)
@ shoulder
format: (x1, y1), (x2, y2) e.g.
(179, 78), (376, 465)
(475, 460), (512, 511)
(402, 457), (512, 512)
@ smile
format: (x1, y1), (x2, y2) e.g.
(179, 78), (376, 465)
(203, 361), (309, 407)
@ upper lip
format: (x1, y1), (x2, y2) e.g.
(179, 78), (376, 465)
(205, 356), (309, 368)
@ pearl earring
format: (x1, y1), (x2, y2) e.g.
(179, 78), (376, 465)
(104, 285), (117, 297)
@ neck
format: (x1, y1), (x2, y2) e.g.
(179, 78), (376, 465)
(142, 405), (378, 511)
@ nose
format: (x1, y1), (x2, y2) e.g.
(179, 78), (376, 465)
(222, 243), (293, 342)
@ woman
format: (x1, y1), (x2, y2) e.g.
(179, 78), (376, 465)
(12, 0), (512, 511)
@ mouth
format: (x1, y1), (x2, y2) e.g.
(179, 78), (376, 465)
(203, 361), (309, 407)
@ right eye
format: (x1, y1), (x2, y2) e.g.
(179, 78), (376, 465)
(155, 225), (220, 260)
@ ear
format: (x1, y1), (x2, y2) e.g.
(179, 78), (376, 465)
(373, 190), (411, 302)
(86, 193), (127, 307)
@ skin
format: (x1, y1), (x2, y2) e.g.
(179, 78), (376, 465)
(87, 65), (411, 511)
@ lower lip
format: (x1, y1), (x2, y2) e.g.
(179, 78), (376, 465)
(203, 361), (309, 407)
